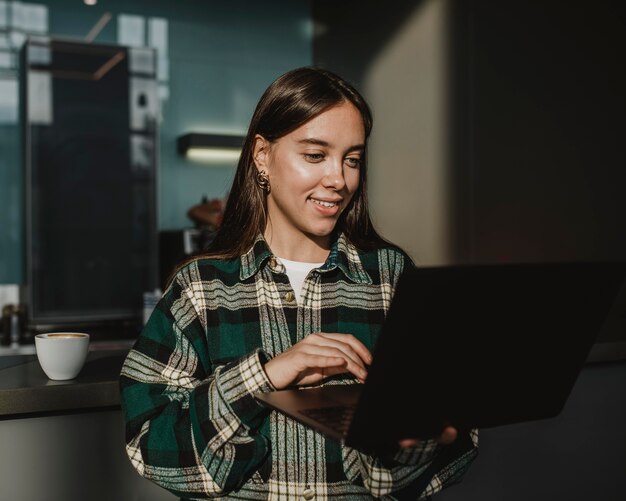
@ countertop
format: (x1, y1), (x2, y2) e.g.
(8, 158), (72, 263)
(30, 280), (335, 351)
(0, 347), (132, 418)
(2, 339), (623, 421)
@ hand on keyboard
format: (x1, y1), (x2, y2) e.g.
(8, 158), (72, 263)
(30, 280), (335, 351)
(263, 332), (372, 389)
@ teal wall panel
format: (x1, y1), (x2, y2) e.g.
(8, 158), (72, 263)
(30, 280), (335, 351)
(0, 0), (312, 283)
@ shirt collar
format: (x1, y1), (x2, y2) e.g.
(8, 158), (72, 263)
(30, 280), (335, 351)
(240, 233), (372, 284)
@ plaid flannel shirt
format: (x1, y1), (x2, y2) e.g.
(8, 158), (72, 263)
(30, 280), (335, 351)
(120, 233), (478, 500)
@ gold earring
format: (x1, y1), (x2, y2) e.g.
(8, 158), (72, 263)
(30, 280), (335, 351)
(256, 170), (271, 194)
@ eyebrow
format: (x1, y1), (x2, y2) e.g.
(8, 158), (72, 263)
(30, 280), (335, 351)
(297, 137), (365, 151)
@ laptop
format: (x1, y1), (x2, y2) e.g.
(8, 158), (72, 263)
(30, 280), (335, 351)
(255, 261), (626, 455)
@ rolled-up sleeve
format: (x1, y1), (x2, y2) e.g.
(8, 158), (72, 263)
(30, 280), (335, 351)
(120, 280), (273, 499)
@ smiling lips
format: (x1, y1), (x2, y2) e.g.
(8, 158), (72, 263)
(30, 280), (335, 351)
(310, 197), (340, 208)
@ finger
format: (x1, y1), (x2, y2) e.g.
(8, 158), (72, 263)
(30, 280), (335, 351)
(264, 352), (346, 389)
(301, 334), (368, 375)
(317, 333), (373, 366)
(399, 426), (458, 448)
(309, 356), (350, 378)
(398, 438), (421, 448)
(436, 426), (458, 445)
(305, 355), (346, 369)
(311, 333), (372, 370)
(300, 355), (351, 382)
(301, 345), (368, 381)
(304, 348), (367, 381)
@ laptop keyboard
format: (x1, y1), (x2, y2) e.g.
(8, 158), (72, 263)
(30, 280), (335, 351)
(299, 404), (356, 435)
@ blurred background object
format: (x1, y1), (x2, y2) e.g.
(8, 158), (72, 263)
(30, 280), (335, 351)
(158, 195), (225, 289)
(20, 37), (159, 338)
(187, 195), (224, 233)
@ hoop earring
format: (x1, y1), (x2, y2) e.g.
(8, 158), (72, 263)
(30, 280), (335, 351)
(256, 170), (271, 194)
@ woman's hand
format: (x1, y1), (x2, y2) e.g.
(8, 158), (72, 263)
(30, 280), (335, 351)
(398, 426), (458, 448)
(263, 333), (372, 390)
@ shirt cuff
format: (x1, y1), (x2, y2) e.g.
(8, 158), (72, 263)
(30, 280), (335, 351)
(216, 349), (275, 430)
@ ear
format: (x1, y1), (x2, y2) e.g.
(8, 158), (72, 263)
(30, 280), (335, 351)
(252, 134), (270, 172)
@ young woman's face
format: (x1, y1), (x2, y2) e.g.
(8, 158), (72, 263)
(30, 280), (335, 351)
(255, 101), (365, 248)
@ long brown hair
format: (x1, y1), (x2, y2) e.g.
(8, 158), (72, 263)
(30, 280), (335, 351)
(169, 67), (391, 284)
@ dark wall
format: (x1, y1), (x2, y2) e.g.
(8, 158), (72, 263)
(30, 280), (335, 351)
(448, 0), (626, 354)
(458, 1), (626, 265)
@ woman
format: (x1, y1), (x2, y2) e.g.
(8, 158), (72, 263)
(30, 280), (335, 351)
(120, 67), (478, 500)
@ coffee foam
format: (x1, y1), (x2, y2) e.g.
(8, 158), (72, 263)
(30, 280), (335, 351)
(44, 333), (89, 339)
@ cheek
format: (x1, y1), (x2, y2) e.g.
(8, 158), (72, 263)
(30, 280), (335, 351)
(271, 151), (310, 180)
(272, 162), (319, 194)
(345, 170), (361, 195)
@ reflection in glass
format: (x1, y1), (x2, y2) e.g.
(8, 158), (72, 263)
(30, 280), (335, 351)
(21, 38), (158, 330)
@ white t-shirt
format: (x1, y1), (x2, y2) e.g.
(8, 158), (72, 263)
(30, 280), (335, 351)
(278, 257), (324, 304)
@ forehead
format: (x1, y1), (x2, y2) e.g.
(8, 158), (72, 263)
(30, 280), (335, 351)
(288, 102), (365, 145)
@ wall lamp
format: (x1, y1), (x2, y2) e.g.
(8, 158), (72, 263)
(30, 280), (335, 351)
(177, 133), (245, 163)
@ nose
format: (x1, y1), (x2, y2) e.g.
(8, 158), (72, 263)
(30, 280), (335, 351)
(322, 158), (346, 190)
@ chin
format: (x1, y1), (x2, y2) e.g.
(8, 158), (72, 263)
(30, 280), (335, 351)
(304, 224), (337, 239)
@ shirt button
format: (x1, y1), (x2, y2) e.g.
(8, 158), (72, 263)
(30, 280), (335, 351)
(302, 487), (314, 500)
(284, 291), (295, 302)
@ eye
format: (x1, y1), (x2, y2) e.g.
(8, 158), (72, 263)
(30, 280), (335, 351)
(344, 157), (362, 168)
(304, 153), (325, 163)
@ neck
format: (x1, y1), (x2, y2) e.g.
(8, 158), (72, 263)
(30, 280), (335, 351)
(264, 226), (331, 262)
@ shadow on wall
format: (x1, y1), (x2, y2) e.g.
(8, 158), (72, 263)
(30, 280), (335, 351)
(313, 0), (423, 87)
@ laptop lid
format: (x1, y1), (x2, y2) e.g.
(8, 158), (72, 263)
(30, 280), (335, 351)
(256, 261), (626, 454)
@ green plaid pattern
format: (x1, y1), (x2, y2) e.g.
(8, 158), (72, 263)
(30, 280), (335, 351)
(120, 233), (478, 499)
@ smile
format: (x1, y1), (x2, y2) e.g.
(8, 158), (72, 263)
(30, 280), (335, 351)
(310, 198), (340, 208)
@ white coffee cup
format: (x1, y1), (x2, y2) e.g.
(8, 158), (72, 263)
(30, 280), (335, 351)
(35, 333), (90, 380)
